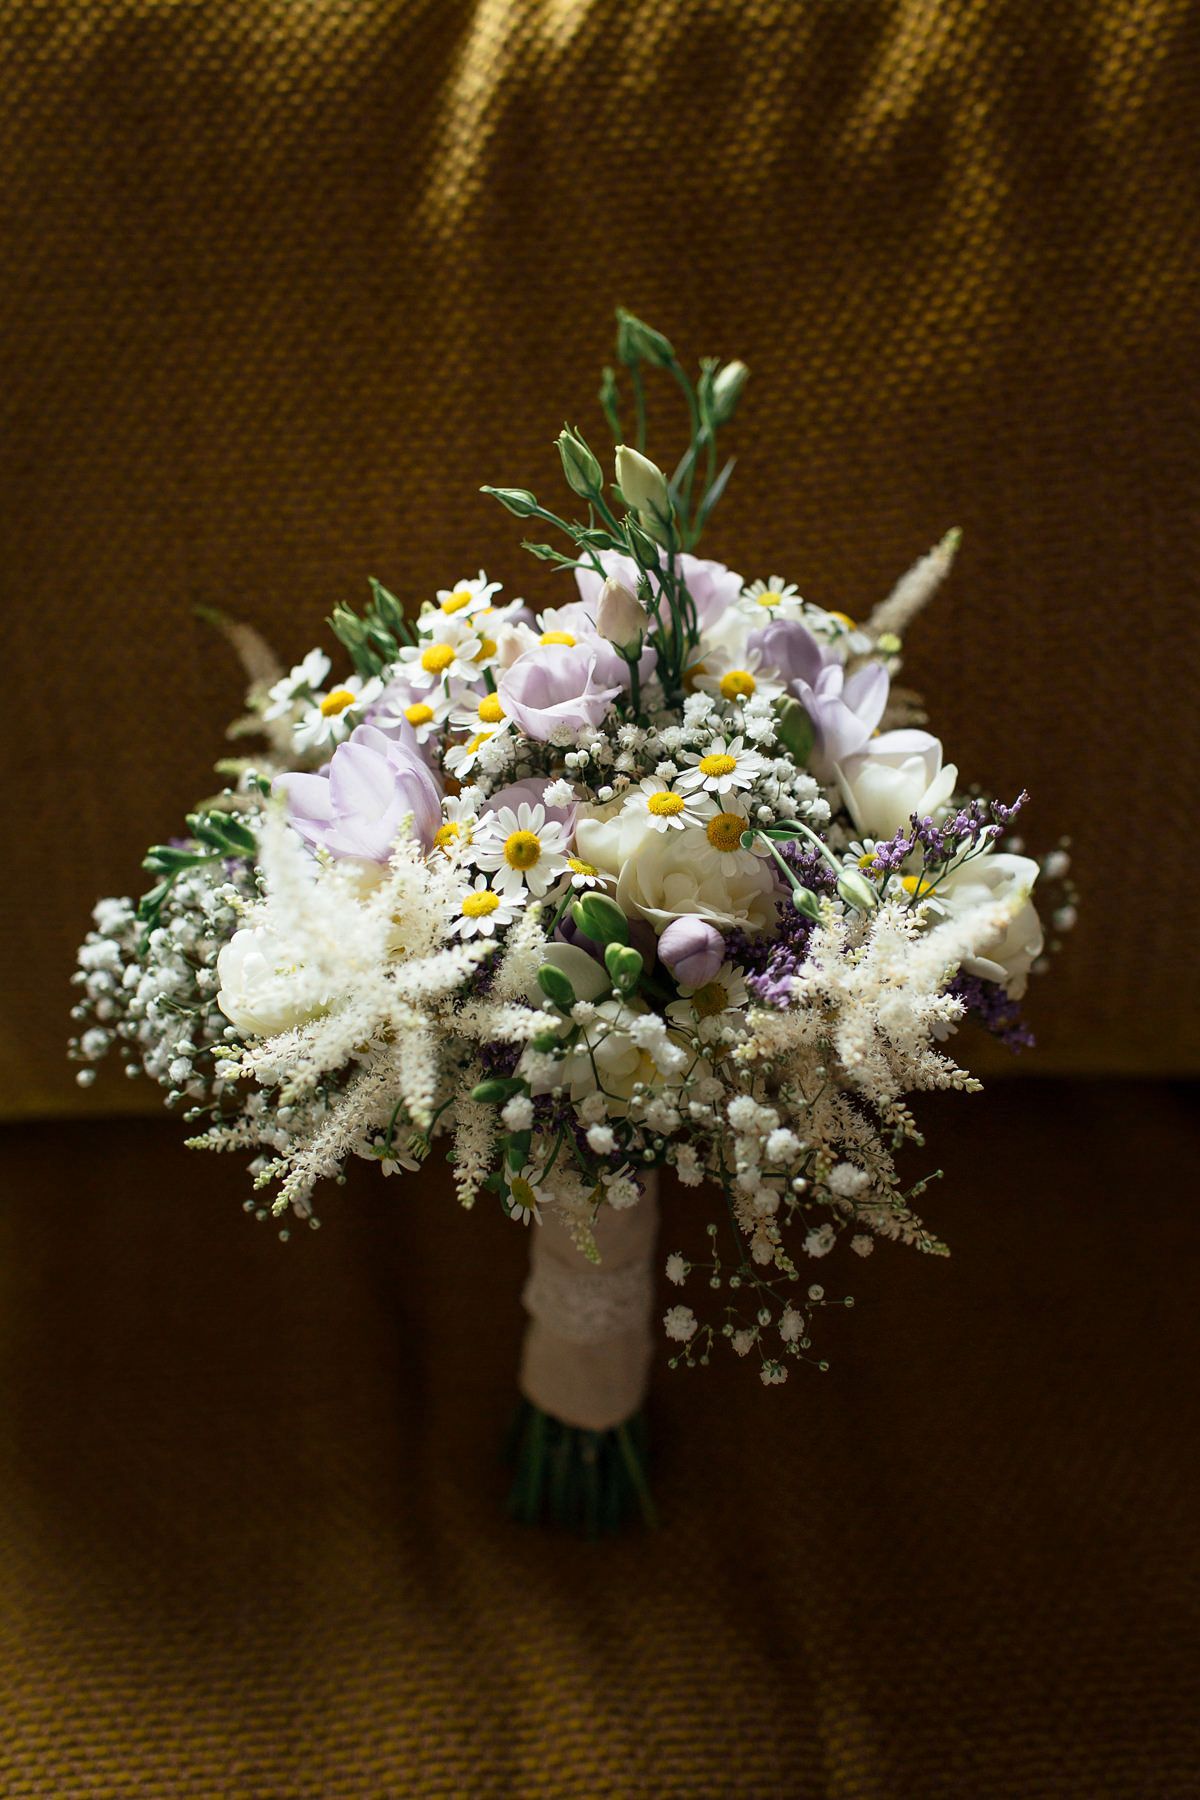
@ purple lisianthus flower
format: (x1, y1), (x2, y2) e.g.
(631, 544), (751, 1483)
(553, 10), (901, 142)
(497, 644), (621, 742)
(791, 662), (890, 781)
(276, 722), (443, 861)
(536, 598), (657, 690)
(657, 917), (725, 986)
(746, 616), (830, 690)
(574, 548), (744, 635)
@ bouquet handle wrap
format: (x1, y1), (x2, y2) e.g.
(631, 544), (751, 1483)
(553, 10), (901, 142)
(519, 1174), (659, 1432)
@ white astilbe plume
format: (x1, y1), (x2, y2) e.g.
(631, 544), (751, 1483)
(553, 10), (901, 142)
(866, 527), (961, 641)
(491, 903), (550, 1002)
(452, 1097), (496, 1208)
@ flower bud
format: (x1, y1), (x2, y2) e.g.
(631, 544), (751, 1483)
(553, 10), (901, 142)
(791, 887), (822, 922)
(615, 445), (671, 529)
(616, 309), (675, 369)
(710, 359), (749, 425)
(595, 576), (647, 654)
(480, 485), (541, 519)
(536, 963), (577, 1010)
(774, 696), (815, 766)
(556, 428), (603, 500)
(624, 515), (662, 572)
(604, 942), (644, 994)
(658, 917), (725, 987)
(836, 868), (878, 913)
(571, 892), (629, 945)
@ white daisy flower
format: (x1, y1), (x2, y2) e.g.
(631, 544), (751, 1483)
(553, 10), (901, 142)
(689, 644), (785, 708)
(470, 804), (572, 898)
(261, 647), (332, 721)
(292, 673), (384, 750)
(429, 794), (479, 862)
(689, 795), (771, 873)
(741, 576), (804, 618)
(373, 679), (464, 744)
(561, 855), (606, 890)
(675, 735), (768, 794)
(621, 777), (710, 833)
(665, 961), (750, 1040)
(803, 601), (873, 659)
(505, 1164), (550, 1226)
(431, 570), (502, 623)
(450, 874), (527, 939)
(447, 688), (516, 751)
(444, 727), (506, 781)
(396, 614), (485, 690)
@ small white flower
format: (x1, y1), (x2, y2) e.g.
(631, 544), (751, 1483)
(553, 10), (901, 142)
(622, 776), (709, 833)
(432, 570), (503, 622)
(665, 1253), (688, 1286)
(505, 1164), (548, 1225)
(374, 679), (463, 744)
(471, 804), (573, 899)
(676, 735), (768, 795)
(689, 644), (785, 708)
(396, 613), (486, 691)
(577, 1091), (607, 1126)
(675, 1144), (703, 1186)
(664, 1304), (698, 1343)
(850, 1234), (875, 1258)
(605, 1174), (642, 1210)
(262, 648), (332, 720)
(666, 962), (749, 1038)
(731, 1329), (756, 1357)
(779, 1305), (804, 1343)
(828, 1162), (870, 1197)
(803, 1223), (836, 1258)
(586, 1124), (616, 1154)
(293, 673), (384, 750)
(500, 1094), (534, 1131)
(726, 1094), (760, 1131)
(543, 778), (576, 809)
(741, 576), (804, 617)
(451, 874), (527, 940)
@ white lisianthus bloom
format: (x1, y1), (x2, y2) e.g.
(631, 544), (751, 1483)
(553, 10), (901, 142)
(577, 808), (778, 934)
(915, 851), (1044, 997)
(836, 730), (959, 842)
(216, 925), (330, 1037)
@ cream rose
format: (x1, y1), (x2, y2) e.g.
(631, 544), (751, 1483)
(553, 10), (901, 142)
(216, 926), (330, 1038)
(836, 730), (958, 842)
(924, 852), (1044, 997)
(576, 810), (777, 935)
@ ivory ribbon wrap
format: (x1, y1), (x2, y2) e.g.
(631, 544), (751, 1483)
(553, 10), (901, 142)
(519, 1172), (659, 1432)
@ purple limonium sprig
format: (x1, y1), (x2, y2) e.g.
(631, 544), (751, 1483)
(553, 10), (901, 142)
(870, 791), (1029, 889)
(946, 972), (1035, 1052)
(729, 843), (834, 1007)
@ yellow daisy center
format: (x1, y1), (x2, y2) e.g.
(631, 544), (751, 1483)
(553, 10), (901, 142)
(567, 857), (597, 876)
(719, 670), (756, 701)
(511, 1177), (535, 1210)
(540, 631), (576, 647)
(647, 791), (686, 817)
(902, 874), (937, 896)
(319, 687), (357, 717)
(691, 981), (729, 1019)
(465, 731), (492, 753)
(462, 889), (500, 918)
(477, 694), (506, 724)
(706, 812), (745, 853)
(405, 702), (434, 728)
(683, 661), (707, 690)
(829, 611), (857, 630)
(698, 752), (737, 779)
(504, 829), (542, 871)
(434, 822), (461, 851)
(421, 643), (456, 675)
(473, 636), (497, 661)
(858, 852), (878, 871)
(757, 590), (784, 608)
(441, 588), (474, 614)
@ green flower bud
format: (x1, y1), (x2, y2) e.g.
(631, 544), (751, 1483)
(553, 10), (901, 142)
(616, 445), (673, 542)
(480, 485), (541, 519)
(571, 893), (629, 945)
(604, 942), (644, 993)
(791, 886), (822, 922)
(624, 516), (662, 572)
(470, 1076), (527, 1106)
(556, 427), (603, 500)
(536, 962), (577, 1011)
(774, 697), (815, 766)
(836, 868), (878, 913)
(710, 359), (749, 425)
(616, 309), (675, 369)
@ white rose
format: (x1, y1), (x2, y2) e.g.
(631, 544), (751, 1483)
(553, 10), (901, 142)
(928, 852), (1044, 997)
(616, 819), (777, 933)
(216, 926), (329, 1037)
(836, 730), (958, 842)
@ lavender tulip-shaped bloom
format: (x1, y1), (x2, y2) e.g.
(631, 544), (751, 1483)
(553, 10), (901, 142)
(657, 917), (725, 987)
(746, 617), (830, 691)
(497, 644), (621, 742)
(791, 662), (890, 782)
(537, 598), (657, 690)
(276, 723), (443, 862)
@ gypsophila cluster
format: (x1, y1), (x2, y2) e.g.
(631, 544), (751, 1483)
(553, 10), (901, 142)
(74, 310), (1069, 1378)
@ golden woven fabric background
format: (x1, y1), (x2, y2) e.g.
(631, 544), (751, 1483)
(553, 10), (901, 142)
(3, 0), (1199, 1117)
(2, 1084), (1198, 1796)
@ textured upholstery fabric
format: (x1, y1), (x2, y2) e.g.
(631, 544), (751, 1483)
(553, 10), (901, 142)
(3, 0), (1199, 1112)
(1, 1080), (1198, 1796)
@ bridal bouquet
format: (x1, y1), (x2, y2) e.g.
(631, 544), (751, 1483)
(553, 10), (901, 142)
(71, 313), (1073, 1532)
